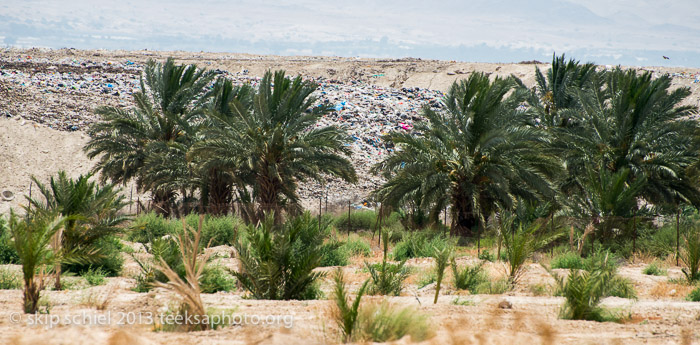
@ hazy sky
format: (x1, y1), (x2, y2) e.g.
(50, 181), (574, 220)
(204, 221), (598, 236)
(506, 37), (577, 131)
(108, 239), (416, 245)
(1, 0), (699, 66)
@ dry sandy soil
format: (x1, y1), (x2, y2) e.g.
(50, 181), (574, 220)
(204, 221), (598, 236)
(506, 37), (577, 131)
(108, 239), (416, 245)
(0, 239), (699, 345)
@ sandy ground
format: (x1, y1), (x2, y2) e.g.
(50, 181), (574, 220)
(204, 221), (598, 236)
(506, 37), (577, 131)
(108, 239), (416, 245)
(1, 241), (699, 345)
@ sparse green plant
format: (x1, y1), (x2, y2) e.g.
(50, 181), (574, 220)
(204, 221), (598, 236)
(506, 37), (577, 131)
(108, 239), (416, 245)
(0, 217), (19, 264)
(233, 213), (326, 300)
(320, 239), (349, 267)
(200, 265), (236, 293)
(417, 271), (436, 289)
(0, 267), (21, 289)
(83, 266), (107, 286)
(478, 250), (495, 262)
(432, 242), (453, 304)
(451, 297), (475, 306)
(529, 283), (551, 296)
(642, 262), (667, 276)
(331, 268), (369, 342)
(341, 237), (372, 257)
(452, 260), (487, 292)
(153, 216), (211, 331)
(475, 278), (510, 294)
(687, 287), (700, 302)
(334, 210), (377, 231)
(502, 221), (559, 285)
(354, 300), (434, 342)
(82, 286), (114, 310)
(392, 231), (448, 261)
(680, 229), (700, 283)
(551, 252), (584, 269)
(366, 229), (409, 296)
(556, 252), (634, 321)
(9, 210), (80, 313)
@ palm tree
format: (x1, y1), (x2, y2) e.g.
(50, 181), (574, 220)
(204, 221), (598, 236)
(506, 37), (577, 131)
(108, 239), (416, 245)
(9, 209), (65, 313)
(84, 58), (215, 216)
(373, 73), (560, 236)
(532, 53), (598, 127)
(559, 68), (700, 209)
(28, 171), (128, 289)
(566, 168), (645, 246)
(192, 70), (356, 221)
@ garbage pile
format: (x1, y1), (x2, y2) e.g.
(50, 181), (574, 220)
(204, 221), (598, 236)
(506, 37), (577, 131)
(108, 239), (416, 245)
(0, 54), (444, 205)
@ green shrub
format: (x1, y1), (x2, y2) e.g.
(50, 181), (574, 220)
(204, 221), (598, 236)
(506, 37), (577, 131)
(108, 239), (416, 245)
(680, 229), (700, 283)
(452, 260), (488, 292)
(432, 243), (453, 304)
(366, 261), (409, 296)
(417, 271), (436, 289)
(355, 300), (433, 342)
(83, 267), (106, 286)
(185, 213), (241, 247)
(233, 213), (325, 300)
(502, 222), (559, 284)
(638, 224), (676, 258)
(474, 278), (510, 294)
(334, 210), (377, 231)
(687, 287), (700, 302)
(200, 266), (236, 293)
(392, 231), (448, 260)
(0, 267), (21, 289)
(0, 217), (19, 264)
(478, 250), (495, 262)
(341, 237), (372, 257)
(64, 235), (124, 277)
(551, 252), (584, 269)
(529, 283), (550, 296)
(320, 240), (349, 267)
(606, 276), (637, 299)
(642, 262), (667, 276)
(128, 212), (179, 243)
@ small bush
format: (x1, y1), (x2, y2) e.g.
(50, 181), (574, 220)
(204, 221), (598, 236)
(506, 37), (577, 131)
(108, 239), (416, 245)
(475, 278), (510, 294)
(341, 237), (372, 257)
(83, 267), (106, 286)
(234, 213), (326, 300)
(65, 236), (124, 277)
(529, 283), (550, 296)
(642, 262), (667, 276)
(366, 261), (409, 296)
(0, 217), (19, 264)
(392, 231), (448, 261)
(200, 266), (236, 293)
(0, 267), (21, 289)
(478, 250), (495, 262)
(128, 212), (179, 243)
(417, 271), (436, 289)
(320, 240), (349, 267)
(607, 276), (637, 299)
(687, 287), (700, 302)
(452, 260), (487, 292)
(185, 213), (241, 247)
(680, 229), (700, 283)
(334, 210), (377, 231)
(551, 252), (584, 269)
(355, 300), (434, 342)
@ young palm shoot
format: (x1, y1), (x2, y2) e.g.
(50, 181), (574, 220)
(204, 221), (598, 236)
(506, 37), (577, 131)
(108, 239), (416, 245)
(153, 215), (211, 331)
(332, 268), (369, 342)
(432, 242), (453, 304)
(9, 210), (65, 313)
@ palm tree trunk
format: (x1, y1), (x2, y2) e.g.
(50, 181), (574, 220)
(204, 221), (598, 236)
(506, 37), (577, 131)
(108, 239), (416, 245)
(208, 168), (232, 216)
(451, 195), (478, 237)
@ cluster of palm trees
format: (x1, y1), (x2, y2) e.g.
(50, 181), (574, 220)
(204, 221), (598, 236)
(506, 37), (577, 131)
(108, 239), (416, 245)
(85, 55), (700, 245)
(85, 59), (356, 222)
(374, 55), (700, 241)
